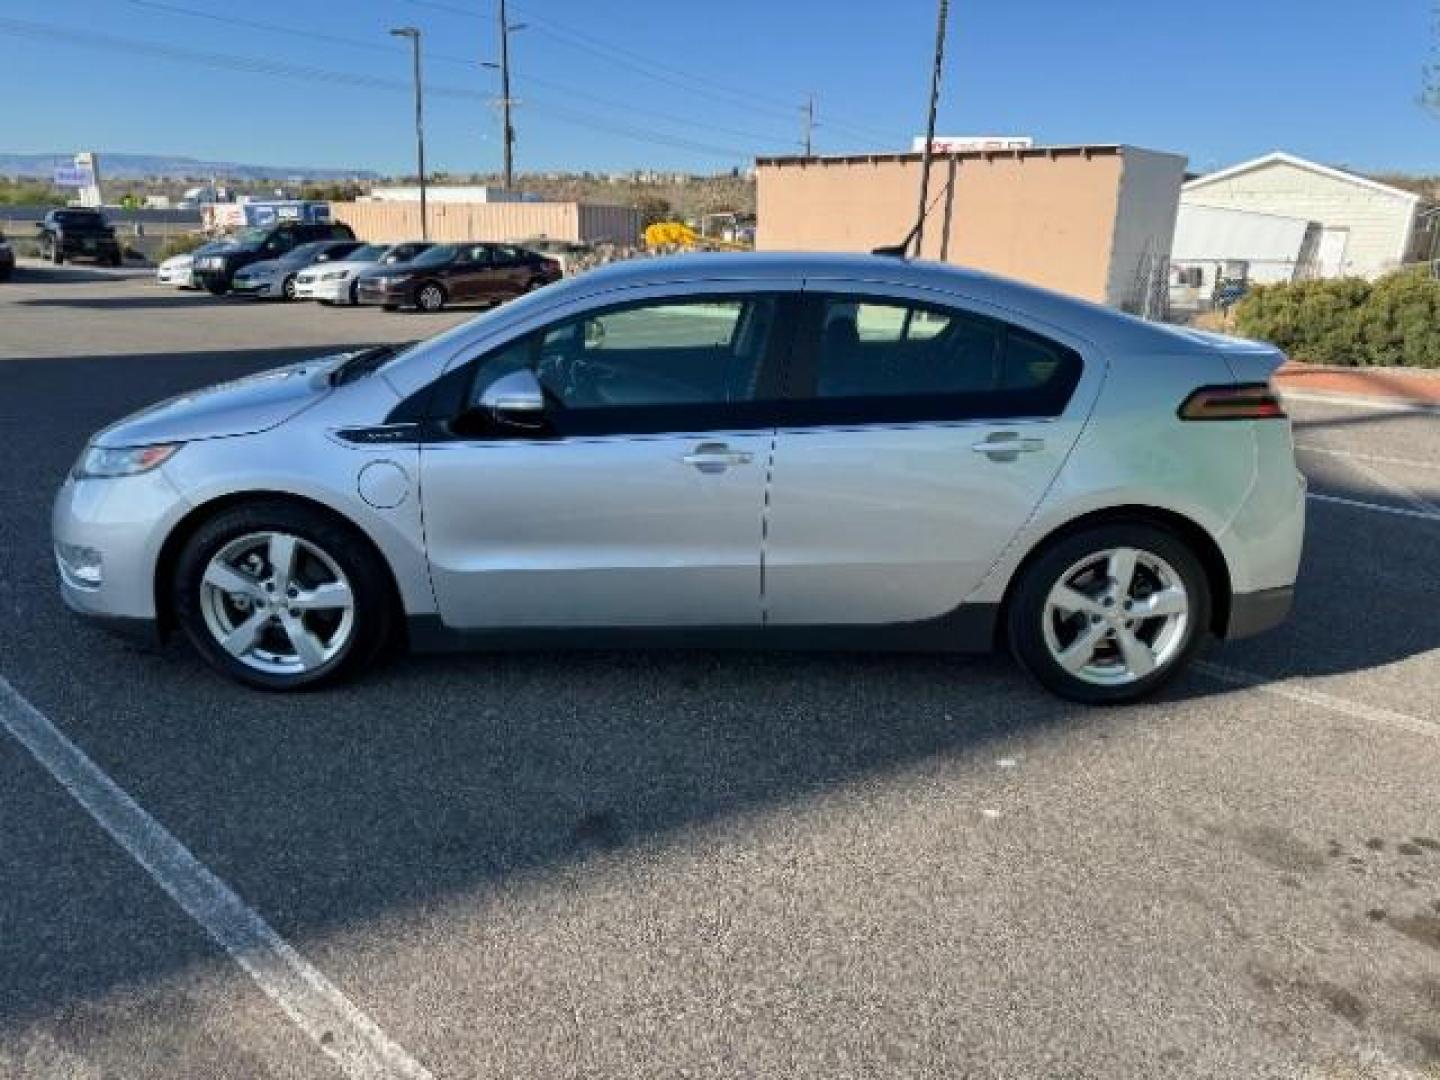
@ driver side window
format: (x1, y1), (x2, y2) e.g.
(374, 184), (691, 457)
(534, 297), (774, 409)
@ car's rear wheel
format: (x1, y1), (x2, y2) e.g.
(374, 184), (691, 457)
(415, 282), (446, 312)
(1006, 523), (1210, 704)
(172, 501), (394, 690)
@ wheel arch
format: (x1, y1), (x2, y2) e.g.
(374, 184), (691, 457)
(153, 490), (407, 643)
(995, 504), (1233, 646)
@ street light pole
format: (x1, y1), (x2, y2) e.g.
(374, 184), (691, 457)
(390, 27), (428, 240)
(912, 0), (949, 258)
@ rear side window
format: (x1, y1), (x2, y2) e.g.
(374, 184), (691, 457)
(806, 296), (1082, 421)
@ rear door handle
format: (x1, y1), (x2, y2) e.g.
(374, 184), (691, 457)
(971, 432), (1046, 460)
(683, 442), (753, 473)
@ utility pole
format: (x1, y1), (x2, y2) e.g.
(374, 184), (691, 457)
(801, 94), (816, 157)
(912, 0), (949, 258)
(498, 0), (515, 190)
(390, 27), (428, 240)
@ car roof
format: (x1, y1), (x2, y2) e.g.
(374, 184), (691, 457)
(539, 252), (1224, 356)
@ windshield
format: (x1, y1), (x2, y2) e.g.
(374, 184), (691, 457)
(409, 244), (457, 267)
(233, 226), (272, 249)
(285, 241), (329, 262)
(345, 244), (386, 262)
(55, 211), (107, 227)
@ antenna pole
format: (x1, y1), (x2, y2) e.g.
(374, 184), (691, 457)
(802, 94), (815, 156)
(912, 0), (949, 257)
(499, 0), (515, 190)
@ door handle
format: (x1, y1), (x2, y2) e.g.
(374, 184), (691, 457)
(682, 442), (753, 473)
(971, 432), (1046, 460)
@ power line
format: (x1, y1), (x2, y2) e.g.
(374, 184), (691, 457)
(0, 14), (756, 162)
(404, 0), (895, 145)
(110, 0), (789, 152)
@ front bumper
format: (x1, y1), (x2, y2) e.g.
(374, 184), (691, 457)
(156, 265), (194, 287)
(295, 276), (352, 302)
(52, 468), (190, 624)
(356, 281), (410, 306)
(231, 276), (281, 298)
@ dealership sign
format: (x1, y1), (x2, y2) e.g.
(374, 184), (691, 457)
(53, 165), (96, 187)
(911, 136), (1035, 153)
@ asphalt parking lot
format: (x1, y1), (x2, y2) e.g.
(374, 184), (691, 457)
(1, 263), (1438, 1079)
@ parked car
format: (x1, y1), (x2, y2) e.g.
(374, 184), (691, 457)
(294, 241), (432, 305)
(0, 231), (14, 281)
(230, 240), (364, 301)
(191, 221), (356, 295)
(35, 209), (122, 266)
(155, 239), (232, 289)
(514, 237), (593, 276)
(53, 253), (1305, 701)
(355, 242), (561, 312)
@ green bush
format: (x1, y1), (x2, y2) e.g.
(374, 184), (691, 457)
(157, 232), (210, 260)
(1234, 269), (1440, 368)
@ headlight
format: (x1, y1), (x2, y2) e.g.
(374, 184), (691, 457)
(73, 443), (182, 480)
(320, 269), (349, 281)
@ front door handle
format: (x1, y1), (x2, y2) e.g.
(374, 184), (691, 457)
(683, 442), (753, 473)
(971, 432), (1046, 460)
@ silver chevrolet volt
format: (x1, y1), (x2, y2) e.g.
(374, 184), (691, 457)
(53, 254), (1304, 703)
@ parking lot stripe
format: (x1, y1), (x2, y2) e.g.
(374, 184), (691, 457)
(1283, 390), (1440, 414)
(0, 675), (435, 1080)
(1306, 492), (1440, 524)
(1195, 662), (1440, 741)
(1296, 444), (1440, 473)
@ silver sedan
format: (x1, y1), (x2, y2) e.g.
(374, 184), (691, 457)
(53, 253), (1304, 703)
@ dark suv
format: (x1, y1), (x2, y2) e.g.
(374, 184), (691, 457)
(191, 220), (356, 295)
(36, 209), (122, 266)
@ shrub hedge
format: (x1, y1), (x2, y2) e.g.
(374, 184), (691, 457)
(1233, 268), (1440, 368)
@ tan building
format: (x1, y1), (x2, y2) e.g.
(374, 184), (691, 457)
(756, 144), (1186, 312)
(331, 199), (643, 247)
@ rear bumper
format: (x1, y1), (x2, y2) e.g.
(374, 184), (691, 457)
(295, 277), (350, 302)
(356, 284), (408, 306)
(231, 278), (280, 298)
(1223, 585), (1294, 639)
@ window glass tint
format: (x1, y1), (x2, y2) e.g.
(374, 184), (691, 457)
(535, 298), (772, 408)
(814, 296), (1080, 416)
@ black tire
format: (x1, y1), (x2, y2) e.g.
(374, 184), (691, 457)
(205, 280), (228, 296)
(281, 274), (297, 301)
(349, 279), (360, 305)
(171, 500), (395, 691)
(1006, 522), (1211, 705)
(414, 281), (446, 312)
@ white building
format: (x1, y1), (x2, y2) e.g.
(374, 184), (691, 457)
(1181, 152), (1424, 280)
(362, 185), (534, 204)
(1169, 203), (1316, 309)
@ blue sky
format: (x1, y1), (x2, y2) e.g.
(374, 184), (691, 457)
(0, 0), (1434, 176)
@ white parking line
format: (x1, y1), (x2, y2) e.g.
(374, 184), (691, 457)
(1283, 390), (1440, 414)
(1195, 662), (1439, 741)
(1306, 492), (1440, 524)
(1296, 444), (1440, 473)
(0, 675), (434, 1080)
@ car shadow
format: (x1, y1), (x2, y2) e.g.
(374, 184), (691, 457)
(0, 348), (1436, 1032)
(17, 294), (254, 310)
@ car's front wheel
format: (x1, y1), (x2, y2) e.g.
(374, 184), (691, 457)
(415, 282), (446, 312)
(1006, 522), (1210, 704)
(172, 501), (394, 690)
(281, 274), (298, 301)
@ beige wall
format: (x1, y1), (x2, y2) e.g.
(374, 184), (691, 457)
(332, 200), (642, 246)
(757, 149), (1170, 305)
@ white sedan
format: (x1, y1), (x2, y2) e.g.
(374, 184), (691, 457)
(294, 241), (432, 305)
(155, 252), (196, 289)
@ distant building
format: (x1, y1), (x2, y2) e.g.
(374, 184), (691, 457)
(1181, 152), (1426, 280)
(756, 143), (1186, 314)
(363, 185), (535, 204)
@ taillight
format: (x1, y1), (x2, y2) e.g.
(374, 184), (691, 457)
(1178, 383), (1286, 421)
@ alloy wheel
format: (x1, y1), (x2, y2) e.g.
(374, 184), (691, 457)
(418, 284), (443, 311)
(198, 531), (355, 676)
(1040, 546), (1190, 687)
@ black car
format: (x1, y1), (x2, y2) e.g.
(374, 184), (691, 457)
(0, 230), (14, 281)
(354, 242), (562, 312)
(191, 220), (356, 295)
(35, 209), (122, 266)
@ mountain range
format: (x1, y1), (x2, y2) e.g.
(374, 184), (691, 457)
(0, 152), (379, 181)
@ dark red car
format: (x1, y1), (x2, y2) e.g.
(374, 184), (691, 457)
(354, 242), (562, 312)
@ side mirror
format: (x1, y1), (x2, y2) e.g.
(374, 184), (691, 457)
(477, 369), (546, 429)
